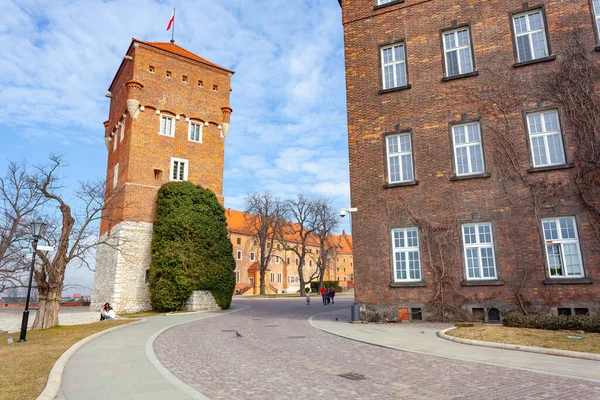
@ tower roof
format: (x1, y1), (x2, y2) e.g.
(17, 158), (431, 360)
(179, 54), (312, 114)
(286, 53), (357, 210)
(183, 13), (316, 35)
(133, 39), (235, 74)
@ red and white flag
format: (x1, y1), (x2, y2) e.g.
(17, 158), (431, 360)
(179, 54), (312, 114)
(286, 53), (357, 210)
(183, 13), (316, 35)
(166, 11), (175, 31)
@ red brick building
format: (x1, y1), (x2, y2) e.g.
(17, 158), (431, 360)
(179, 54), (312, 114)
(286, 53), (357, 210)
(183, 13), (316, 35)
(91, 39), (233, 312)
(340, 0), (600, 321)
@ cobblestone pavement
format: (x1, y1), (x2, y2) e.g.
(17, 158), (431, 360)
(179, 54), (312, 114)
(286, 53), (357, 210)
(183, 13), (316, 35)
(153, 298), (600, 400)
(0, 306), (98, 333)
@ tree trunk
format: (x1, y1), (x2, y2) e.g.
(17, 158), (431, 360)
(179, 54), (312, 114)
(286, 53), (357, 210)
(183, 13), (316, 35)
(32, 286), (61, 329)
(259, 269), (266, 295)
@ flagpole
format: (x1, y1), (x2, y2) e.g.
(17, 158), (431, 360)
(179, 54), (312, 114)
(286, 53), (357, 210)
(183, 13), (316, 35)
(170, 8), (175, 43)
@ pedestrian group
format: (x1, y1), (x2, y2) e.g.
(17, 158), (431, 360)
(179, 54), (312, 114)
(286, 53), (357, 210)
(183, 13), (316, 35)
(319, 286), (336, 305)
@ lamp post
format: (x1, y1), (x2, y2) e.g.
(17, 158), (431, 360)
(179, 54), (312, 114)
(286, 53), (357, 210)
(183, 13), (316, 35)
(18, 219), (47, 343)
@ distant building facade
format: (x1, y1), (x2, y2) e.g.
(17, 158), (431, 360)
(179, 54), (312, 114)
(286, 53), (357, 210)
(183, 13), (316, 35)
(340, 0), (600, 321)
(225, 209), (353, 295)
(91, 39), (234, 312)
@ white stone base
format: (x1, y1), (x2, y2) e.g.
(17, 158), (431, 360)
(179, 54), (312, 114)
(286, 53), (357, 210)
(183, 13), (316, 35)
(183, 290), (220, 311)
(90, 221), (154, 313)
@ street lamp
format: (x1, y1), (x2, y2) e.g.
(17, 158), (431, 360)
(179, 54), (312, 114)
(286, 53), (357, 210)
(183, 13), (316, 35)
(18, 219), (47, 343)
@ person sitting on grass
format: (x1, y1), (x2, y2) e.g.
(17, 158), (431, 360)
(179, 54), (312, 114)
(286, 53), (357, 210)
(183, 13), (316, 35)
(100, 302), (116, 321)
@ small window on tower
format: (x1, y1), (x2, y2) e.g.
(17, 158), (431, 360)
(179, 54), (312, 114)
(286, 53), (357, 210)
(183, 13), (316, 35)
(148, 66), (155, 73)
(197, 80), (203, 87)
(170, 157), (188, 181)
(213, 84), (218, 91)
(153, 169), (163, 180)
(166, 70), (172, 78)
(182, 75), (188, 83)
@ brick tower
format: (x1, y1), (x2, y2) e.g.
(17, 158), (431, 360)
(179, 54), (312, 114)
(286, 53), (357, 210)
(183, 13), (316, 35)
(91, 39), (234, 312)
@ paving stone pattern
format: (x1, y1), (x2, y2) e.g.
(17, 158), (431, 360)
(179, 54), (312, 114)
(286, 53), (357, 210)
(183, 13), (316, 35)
(154, 299), (600, 400)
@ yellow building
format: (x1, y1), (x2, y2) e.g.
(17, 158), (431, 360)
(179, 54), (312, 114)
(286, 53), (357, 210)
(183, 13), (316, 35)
(225, 209), (353, 295)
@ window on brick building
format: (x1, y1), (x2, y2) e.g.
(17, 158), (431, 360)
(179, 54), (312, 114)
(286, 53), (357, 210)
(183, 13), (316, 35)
(386, 133), (414, 183)
(236, 250), (242, 260)
(160, 115), (175, 137)
(461, 223), (497, 280)
(188, 121), (202, 143)
(286, 257), (290, 264)
(113, 163), (119, 189)
(380, 43), (407, 90)
(377, 0), (394, 5)
(120, 119), (126, 142)
(350, 274), (354, 280)
(344, 276), (347, 281)
(391, 228), (421, 282)
(452, 122), (485, 176)
(542, 217), (584, 278)
(277, 272), (282, 283)
(250, 252), (255, 261)
(235, 270), (240, 283)
(526, 110), (566, 168)
(593, 1), (600, 39)
(270, 272), (275, 283)
(236, 237), (241, 245)
(113, 129), (118, 152)
(275, 256), (280, 264)
(512, 10), (549, 63)
(442, 27), (474, 77)
(170, 157), (188, 181)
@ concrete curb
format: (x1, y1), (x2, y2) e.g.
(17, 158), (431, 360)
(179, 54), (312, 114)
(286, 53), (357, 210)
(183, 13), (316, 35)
(438, 327), (600, 362)
(36, 319), (146, 400)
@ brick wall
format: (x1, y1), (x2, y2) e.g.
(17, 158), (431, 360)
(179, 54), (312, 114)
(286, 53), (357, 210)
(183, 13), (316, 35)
(341, 0), (600, 320)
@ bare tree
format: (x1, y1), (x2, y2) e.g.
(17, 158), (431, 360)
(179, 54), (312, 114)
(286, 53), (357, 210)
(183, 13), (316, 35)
(283, 194), (319, 296)
(244, 192), (286, 295)
(0, 161), (45, 293)
(30, 155), (108, 329)
(312, 197), (339, 291)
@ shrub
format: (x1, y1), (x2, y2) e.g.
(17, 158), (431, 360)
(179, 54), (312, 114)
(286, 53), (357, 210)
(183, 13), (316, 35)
(149, 182), (236, 312)
(502, 314), (600, 333)
(310, 281), (342, 293)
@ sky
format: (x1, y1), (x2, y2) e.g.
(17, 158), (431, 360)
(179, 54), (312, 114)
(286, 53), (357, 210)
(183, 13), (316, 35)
(0, 0), (350, 294)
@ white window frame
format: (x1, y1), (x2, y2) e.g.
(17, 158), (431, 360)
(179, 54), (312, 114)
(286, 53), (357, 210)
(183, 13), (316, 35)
(593, 0), (600, 39)
(112, 129), (117, 152)
(541, 216), (584, 278)
(277, 272), (282, 283)
(391, 227), (422, 282)
(270, 272), (275, 283)
(512, 10), (549, 63)
(236, 250), (242, 260)
(159, 114), (175, 137)
(113, 163), (119, 189)
(526, 110), (566, 168)
(377, 0), (394, 5)
(451, 122), (485, 176)
(170, 157), (188, 182)
(386, 133), (414, 184)
(461, 222), (497, 280)
(120, 117), (126, 142)
(380, 43), (407, 90)
(188, 121), (202, 143)
(442, 27), (474, 77)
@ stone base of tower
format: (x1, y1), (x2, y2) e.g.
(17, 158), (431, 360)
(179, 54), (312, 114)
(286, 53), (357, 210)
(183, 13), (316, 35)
(91, 221), (154, 313)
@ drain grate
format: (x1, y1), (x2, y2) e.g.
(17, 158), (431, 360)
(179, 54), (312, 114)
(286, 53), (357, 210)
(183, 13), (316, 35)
(221, 330), (237, 332)
(338, 372), (367, 381)
(287, 336), (306, 339)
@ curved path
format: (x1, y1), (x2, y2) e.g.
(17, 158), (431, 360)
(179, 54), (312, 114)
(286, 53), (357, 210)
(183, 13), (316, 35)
(154, 298), (600, 400)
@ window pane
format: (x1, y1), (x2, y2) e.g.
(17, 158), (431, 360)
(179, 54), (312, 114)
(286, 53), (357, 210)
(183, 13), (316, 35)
(394, 45), (405, 61)
(395, 62), (407, 87)
(457, 29), (469, 46)
(384, 65), (394, 89)
(563, 243), (581, 276)
(401, 154), (413, 181)
(172, 161), (178, 180)
(407, 229), (418, 247)
(543, 220), (559, 240)
(481, 248), (496, 278)
(444, 32), (456, 49)
(387, 136), (399, 153)
(469, 145), (484, 173)
(478, 224), (492, 243)
(466, 248), (480, 278)
(467, 124), (480, 142)
(389, 155), (400, 183)
(399, 134), (411, 152)
(528, 114), (543, 134)
(514, 15), (527, 34)
(547, 134), (565, 165)
(446, 51), (459, 76)
(559, 218), (576, 239)
(458, 48), (473, 73)
(396, 252), (407, 280)
(531, 137), (548, 166)
(516, 35), (532, 62)
(547, 244), (563, 276)
(453, 126), (466, 144)
(528, 12), (543, 31)
(543, 111), (559, 131)
(383, 47), (393, 64)
(456, 147), (469, 175)
(409, 251), (420, 280)
(531, 31), (548, 59)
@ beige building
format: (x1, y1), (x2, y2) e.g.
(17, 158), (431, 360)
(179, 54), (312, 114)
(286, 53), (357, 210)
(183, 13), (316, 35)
(225, 209), (353, 295)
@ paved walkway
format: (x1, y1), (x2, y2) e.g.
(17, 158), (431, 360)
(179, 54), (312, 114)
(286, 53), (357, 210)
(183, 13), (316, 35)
(310, 307), (600, 382)
(55, 298), (600, 399)
(56, 307), (245, 400)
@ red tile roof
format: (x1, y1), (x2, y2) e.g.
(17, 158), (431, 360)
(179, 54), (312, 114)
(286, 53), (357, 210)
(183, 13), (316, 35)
(133, 39), (235, 74)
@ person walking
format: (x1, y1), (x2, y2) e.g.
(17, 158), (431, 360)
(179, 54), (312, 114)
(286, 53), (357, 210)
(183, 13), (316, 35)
(306, 294), (311, 305)
(325, 288), (331, 305)
(330, 288), (336, 304)
(320, 286), (327, 305)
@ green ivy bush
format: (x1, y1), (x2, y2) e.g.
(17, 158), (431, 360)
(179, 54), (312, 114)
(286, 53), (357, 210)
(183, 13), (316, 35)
(503, 314), (600, 333)
(149, 182), (236, 312)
